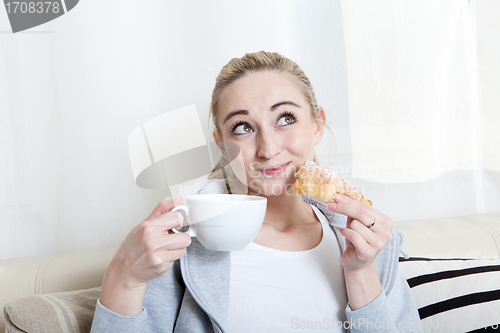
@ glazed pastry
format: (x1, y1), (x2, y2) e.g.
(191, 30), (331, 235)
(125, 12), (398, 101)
(293, 160), (372, 206)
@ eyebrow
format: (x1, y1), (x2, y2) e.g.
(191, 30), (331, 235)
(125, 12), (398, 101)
(222, 101), (301, 125)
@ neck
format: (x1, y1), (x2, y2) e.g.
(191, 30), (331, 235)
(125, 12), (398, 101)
(260, 193), (312, 231)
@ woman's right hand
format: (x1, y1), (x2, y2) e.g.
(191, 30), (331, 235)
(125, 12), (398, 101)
(99, 196), (191, 315)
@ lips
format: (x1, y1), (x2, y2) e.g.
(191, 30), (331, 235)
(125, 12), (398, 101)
(257, 161), (291, 172)
(256, 161), (292, 177)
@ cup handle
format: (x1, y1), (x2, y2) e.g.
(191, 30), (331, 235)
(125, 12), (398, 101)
(171, 205), (195, 237)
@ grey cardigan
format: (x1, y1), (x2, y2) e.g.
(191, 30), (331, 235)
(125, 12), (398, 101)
(91, 179), (423, 333)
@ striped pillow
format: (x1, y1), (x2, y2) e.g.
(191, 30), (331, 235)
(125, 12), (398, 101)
(399, 258), (500, 332)
(4, 287), (100, 332)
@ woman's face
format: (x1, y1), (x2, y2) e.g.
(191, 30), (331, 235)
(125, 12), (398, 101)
(214, 70), (325, 197)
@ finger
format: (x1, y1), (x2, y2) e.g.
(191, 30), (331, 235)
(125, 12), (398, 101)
(162, 247), (188, 262)
(329, 194), (380, 227)
(146, 196), (183, 220)
(158, 232), (192, 251)
(153, 250), (186, 277)
(146, 232), (191, 254)
(351, 219), (393, 251)
(348, 219), (379, 245)
(142, 211), (184, 236)
(346, 216), (353, 228)
(147, 247), (187, 267)
(152, 247), (188, 265)
(340, 227), (371, 258)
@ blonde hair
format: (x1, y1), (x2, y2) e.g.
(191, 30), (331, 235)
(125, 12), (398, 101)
(208, 51), (323, 194)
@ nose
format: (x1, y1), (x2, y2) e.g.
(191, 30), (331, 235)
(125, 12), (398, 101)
(257, 129), (282, 159)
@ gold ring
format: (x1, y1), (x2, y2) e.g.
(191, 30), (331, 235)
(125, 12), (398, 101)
(367, 218), (377, 229)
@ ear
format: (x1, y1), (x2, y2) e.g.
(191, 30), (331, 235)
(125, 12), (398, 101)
(213, 131), (229, 161)
(313, 108), (326, 146)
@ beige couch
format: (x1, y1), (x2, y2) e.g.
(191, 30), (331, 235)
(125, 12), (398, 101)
(0, 248), (117, 332)
(1, 213), (500, 332)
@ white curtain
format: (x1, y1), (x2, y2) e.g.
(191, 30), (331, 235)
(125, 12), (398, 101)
(0, 0), (498, 260)
(340, 0), (500, 220)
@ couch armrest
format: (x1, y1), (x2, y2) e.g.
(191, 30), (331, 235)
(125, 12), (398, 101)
(396, 213), (500, 260)
(0, 247), (117, 332)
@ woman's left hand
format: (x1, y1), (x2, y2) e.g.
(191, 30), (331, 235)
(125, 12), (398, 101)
(327, 194), (394, 273)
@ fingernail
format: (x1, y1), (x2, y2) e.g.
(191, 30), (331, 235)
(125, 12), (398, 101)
(329, 203), (337, 210)
(335, 194), (343, 202)
(176, 211), (184, 221)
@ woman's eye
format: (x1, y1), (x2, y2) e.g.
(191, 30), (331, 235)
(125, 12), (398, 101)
(233, 124), (253, 134)
(277, 115), (296, 126)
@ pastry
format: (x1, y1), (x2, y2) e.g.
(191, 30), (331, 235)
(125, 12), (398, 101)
(293, 160), (372, 206)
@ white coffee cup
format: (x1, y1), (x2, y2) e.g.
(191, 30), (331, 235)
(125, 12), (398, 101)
(171, 194), (267, 251)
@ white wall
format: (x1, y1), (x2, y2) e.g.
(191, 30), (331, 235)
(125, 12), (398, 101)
(0, 0), (349, 259)
(1, 0), (498, 260)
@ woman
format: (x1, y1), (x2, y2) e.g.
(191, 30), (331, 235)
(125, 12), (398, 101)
(91, 51), (422, 332)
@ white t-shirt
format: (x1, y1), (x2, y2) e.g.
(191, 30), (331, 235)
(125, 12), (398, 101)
(225, 205), (348, 333)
